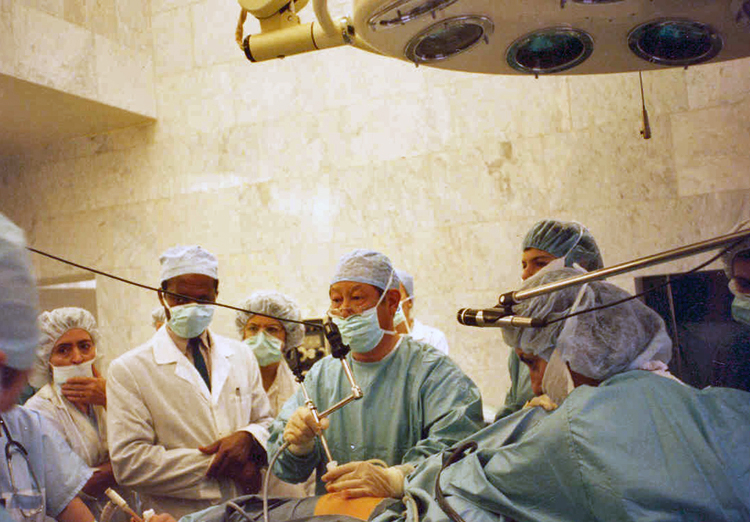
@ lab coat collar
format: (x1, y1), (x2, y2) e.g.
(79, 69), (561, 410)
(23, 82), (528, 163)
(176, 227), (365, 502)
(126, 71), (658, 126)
(152, 327), (234, 404)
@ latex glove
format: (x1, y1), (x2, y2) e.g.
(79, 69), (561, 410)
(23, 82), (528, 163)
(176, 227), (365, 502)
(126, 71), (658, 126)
(321, 461), (408, 499)
(283, 407), (329, 456)
(523, 394), (558, 412)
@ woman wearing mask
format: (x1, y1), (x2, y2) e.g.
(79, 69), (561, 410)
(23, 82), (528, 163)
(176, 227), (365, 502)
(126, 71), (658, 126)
(235, 291), (305, 418)
(25, 307), (122, 517)
(236, 290), (312, 496)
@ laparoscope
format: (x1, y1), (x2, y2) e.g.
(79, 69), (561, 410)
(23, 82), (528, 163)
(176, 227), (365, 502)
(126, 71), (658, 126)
(457, 228), (750, 328)
(285, 318), (363, 469)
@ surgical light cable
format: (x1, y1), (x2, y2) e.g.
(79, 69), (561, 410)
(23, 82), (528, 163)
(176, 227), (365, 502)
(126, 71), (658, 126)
(26, 246), (324, 330)
(262, 441), (290, 522)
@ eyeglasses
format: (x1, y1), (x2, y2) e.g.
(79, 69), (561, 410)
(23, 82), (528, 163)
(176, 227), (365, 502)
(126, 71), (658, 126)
(0, 417), (43, 519)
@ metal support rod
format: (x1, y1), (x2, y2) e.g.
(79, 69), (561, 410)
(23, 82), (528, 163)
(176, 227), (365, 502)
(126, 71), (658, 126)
(499, 229), (750, 306)
(319, 358), (363, 418)
(298, 382), (335, 465)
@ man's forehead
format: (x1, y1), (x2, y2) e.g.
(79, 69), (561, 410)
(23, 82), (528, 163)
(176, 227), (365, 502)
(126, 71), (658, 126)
(168, 274), (216, 288)
(330, 281), (378, 293)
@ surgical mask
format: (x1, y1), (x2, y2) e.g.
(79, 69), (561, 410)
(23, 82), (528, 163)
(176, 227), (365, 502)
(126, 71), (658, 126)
(731, 295), (750, 326)
(244, 331), (284, 367)
(167, 303), (215, 339)
(330, 276), (397, 354)
(541, 349), (574, 405)
(51, 359), (94, 393)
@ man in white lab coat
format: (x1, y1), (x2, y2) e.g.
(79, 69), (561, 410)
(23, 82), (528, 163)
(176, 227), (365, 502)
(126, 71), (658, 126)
(107, 246), (274, 519)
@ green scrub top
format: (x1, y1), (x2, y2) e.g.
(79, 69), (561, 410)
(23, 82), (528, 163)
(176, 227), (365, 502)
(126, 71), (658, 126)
(494, 350), (534, 421)
(268, 336), (484, 494)
(375, 371), (750, 522)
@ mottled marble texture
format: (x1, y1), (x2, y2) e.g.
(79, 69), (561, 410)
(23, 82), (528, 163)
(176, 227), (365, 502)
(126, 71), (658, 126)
(4, 0), (155, 132)
(1, 7), (750, 411)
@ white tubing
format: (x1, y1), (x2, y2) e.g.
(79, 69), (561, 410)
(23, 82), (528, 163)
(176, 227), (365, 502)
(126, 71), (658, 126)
(313, 0), (337, 36)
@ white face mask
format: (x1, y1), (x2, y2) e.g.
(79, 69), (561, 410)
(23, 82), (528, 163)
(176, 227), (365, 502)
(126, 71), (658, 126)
(51, 359), (94, 392)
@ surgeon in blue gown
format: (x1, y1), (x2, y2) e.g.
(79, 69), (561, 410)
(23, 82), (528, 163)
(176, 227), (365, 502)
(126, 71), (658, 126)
(268, 249), (483, 498)
(373, 268), (750, 522)
(0, 213), (95, 522)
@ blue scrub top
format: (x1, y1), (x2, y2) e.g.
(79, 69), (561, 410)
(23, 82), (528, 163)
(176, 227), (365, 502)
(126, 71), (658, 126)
(0, 406), (92, 519)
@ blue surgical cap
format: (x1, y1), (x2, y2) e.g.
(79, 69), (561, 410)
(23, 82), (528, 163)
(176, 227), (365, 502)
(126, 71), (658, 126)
(0, 213), (39, 371)
(503, 267), (672, 381)
(331, 249), (400, 291)
(395, 269), (414, 298)
(523, 220), (604, 271)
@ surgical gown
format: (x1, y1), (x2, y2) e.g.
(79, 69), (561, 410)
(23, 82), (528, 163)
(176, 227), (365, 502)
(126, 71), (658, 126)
(375, 371), (750, 522)
(268, 337), (483, 494)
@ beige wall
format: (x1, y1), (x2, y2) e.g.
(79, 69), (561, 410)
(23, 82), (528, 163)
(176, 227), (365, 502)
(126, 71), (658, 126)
(1, 0), (750, 411)
(1, 0), (155, 116)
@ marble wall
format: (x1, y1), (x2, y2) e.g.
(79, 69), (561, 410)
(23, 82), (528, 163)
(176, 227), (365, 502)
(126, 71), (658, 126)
(1, 0), (750, 411)
(1, 0), (155, 116)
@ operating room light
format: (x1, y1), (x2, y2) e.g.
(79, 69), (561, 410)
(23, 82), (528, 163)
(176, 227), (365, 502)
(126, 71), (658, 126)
(506, 28), (594, 74)
(404, 16), (493, 63)
(628, 20), (723, 66)
(367, 0), (459, 29)
(236, 0), (749, 73)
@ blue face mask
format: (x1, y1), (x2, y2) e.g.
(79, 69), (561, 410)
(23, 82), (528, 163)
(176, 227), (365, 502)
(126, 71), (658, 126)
(331, 306), (397, 354)
(167, 304), (215, 339)
(244, 331), (284, 366)
(731, 295), (750, 326)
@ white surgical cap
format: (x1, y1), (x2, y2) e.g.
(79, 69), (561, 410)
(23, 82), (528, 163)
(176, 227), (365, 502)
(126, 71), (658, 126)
(31, 307), (99, 387)
(151, 306), (166, 327)
(331, 249), (400, 291)
(235, 291), (305, 349)
(395, 269), (414, 298)
(0, 214), (39, 371)
(721, 219), (750, 279)
(159, 245), (218, 283)
(503, 267), (672, 382)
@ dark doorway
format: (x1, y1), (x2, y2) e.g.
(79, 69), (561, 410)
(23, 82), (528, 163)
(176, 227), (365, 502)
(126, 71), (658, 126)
(637, 270), (750, 391)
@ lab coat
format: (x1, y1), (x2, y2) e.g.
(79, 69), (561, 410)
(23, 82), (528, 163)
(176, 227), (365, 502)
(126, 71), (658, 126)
(107, 326), (273, 519)
(25, 383), (108, 468)
(409, 319), (449, 355)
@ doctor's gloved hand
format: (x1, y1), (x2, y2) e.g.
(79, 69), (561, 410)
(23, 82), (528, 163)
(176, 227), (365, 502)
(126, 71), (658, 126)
(283, 407), (329, 456)
(523, 394), (559, 412)
(322, 461), (411, 499)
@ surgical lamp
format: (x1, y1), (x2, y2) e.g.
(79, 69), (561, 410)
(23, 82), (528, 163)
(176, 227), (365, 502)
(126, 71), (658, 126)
(233, 0), (750, 74)
(457, 228), (750, 327)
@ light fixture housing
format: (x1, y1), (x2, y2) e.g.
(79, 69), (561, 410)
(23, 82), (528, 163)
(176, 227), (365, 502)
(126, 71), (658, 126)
(628, 19), (723, 66)
(367, 0), (459, 29)
(506, 27), (594, 74)
(404, 15), (493, 63)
